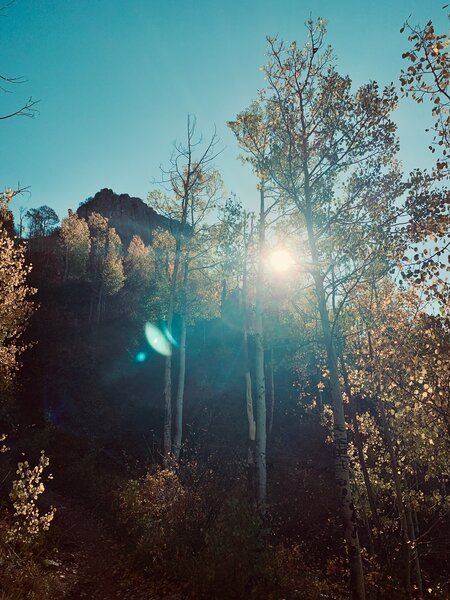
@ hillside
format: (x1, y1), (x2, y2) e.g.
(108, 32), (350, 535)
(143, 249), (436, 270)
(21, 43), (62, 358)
(77, 188), (178, 248)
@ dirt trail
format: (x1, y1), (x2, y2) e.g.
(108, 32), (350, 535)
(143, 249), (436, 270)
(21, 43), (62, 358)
(44, 490), (179, 600)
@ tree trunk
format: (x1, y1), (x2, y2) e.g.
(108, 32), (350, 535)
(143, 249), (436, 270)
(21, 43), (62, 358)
(315, 284), (365, 600)
(96, 285), (103, 323)
(173, 313), (187, 461)
(255, 183), (267, 506)
(267, 347), (275, 436)
(163, 233), (183, 463)
(355, 482), (376, 558)
(244, 327), (256, 493)
(173, 259), (189, 461)
(304, 195), (366, 600)
(339, 352), (382, 539)
(163, 339), (173, 463)
(89, 291), (94, 323)
(242, 259), (256, 492)
(367, 331), (412, 598)
(64, 246), (69, 281)
(406, 499), (423, 598)
(378, 394), (411, 597)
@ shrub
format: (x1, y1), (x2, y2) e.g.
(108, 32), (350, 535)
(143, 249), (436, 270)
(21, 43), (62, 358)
(194, 494), (270, 599)
(0, 449), (59, 600)
(267, 543), (346, 600)
(118, 463), (272, 598)
(7, 451), (55, 547)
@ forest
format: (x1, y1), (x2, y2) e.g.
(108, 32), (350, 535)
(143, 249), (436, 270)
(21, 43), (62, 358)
(1, 7), (449, 600)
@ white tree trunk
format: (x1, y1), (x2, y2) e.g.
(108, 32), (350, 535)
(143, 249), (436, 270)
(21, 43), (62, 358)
(255, 184), (267, 506)
(267, 347), (275, 436)
(244, 328), (256, 480)
(173, 313), (186, 461)
(242, 252), (256, 476)
(173, 258), (189, 461)
(315, 280), (365, 600)
(163, 235), (183, 463)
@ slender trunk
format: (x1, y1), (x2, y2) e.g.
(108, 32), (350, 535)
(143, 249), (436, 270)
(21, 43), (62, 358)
(412, 508), (420, 537)
(296, 95), (365, 594)
(368, 331), (411, 598)
(406, 499), (423, 598)
(267, 347), (275, 436)
(96, 285), (103, 323)
(413, 508), (424, 597)
(163, 355), (173, 463)
(303, 192), (365, 599)
(173, 314), (187, 461)
(64, 246), (69, 281)
(255, 183), (267, 506)
(173, 259), (189, 461)
(244, 327), (256, 493)
(309, 351), (323, 413)
(242, 258), (256, 489)
(340, 352), (382, 537)
(245, 343), (256, 449)
(220, 279), (227, 316)
(355, 482), (376, 558)
(89, 250), (100, 323)
(378, 396), (411, 597)
(315, 280), (365, 600)
(89, 289), (94, 322)
(163, 232), (183, 463)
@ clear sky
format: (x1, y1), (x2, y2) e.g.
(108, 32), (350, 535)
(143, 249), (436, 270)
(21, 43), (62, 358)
(1, 0), (447, 221)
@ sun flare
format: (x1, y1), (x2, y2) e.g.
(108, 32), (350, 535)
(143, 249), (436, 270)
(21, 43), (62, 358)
(268, 249), (295, 273)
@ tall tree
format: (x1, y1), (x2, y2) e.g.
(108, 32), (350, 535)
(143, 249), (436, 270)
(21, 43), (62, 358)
(59, 210), (91, 279)
(148, 115), (221, 462)
(25, 205), (59, 238)
(219, 195), (257, 489)
(346, 282), (449, 595)
(241, 19), (403, 598)
(229, 101), (278, 505)
(0, 190), (35, 404)
(125, 235), (152, 289)
(87, 212), (124, 322)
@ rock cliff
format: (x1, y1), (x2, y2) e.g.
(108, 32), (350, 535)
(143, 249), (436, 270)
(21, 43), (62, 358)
(76, 188), (176, 248)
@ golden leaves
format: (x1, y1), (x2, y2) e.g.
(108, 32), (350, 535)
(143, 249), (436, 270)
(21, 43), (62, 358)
(0, 225), (35, 389)
(7, 451), (55, 545)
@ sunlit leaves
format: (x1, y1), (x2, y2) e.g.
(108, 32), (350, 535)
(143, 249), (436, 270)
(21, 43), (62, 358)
(87, 212), (125, 298)
(346, 284), (450, 517)
(0, 224), (35, 392)
(59, 210), (91, 278)
(7, 451), (55, 546)
(400, 16), (450, 179)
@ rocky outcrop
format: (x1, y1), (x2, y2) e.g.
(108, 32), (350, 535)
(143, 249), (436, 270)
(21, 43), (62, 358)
(76, 188), (178, 248)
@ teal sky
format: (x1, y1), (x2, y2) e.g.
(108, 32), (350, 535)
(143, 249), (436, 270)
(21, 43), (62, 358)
(1, 0), (447, 221)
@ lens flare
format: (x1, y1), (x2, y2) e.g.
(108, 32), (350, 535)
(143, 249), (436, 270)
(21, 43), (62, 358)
(162, 325), (178, 347)
(135, 351), (147, 363)
(144, 323), (172, 356)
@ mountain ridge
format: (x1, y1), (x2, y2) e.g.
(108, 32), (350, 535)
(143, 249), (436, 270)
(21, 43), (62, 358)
(76, 188), (176, 248)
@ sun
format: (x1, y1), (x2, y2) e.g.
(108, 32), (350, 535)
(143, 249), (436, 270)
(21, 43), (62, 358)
(268, 249), (295, 273)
